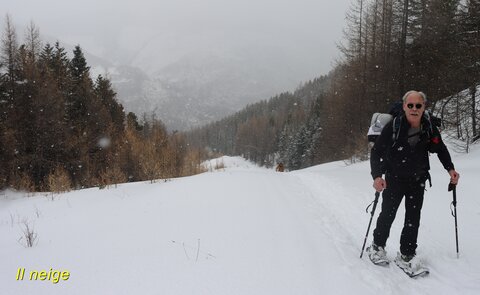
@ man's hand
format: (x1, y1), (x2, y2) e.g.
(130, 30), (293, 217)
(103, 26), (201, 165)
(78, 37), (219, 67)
(373, 177), (387, 192)
(449, 169), (460, 185)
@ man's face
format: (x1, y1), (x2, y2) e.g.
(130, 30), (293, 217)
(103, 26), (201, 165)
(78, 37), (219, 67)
(403, 92), (425, 125)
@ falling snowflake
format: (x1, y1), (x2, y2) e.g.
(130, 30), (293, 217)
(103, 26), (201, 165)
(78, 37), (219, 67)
(98, 137), (111, 149)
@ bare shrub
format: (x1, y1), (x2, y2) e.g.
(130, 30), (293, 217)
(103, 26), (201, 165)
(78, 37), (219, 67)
(11, 172), (35, 193)
(214, 158), (225, 170)
(34, 206), (41, 218)
(98, 165), (127, 189)
(10, 212), (16, 227)
(181, 150), (207, 176)
(47, 166), (72, 193)
(344, 135), (370, 165)
(18, 220), (38, 248)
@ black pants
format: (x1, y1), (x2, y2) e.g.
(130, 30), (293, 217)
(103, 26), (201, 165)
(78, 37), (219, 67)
(373, 176), (426, 256)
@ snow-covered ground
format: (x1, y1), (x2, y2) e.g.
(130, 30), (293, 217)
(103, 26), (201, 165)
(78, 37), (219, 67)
(1, 146), (479, 294)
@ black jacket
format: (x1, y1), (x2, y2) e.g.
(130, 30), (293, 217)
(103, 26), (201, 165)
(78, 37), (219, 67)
(370, 114), (454, 181)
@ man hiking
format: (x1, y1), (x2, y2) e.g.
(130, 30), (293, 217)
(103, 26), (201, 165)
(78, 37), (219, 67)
(367, 90), (460, 275)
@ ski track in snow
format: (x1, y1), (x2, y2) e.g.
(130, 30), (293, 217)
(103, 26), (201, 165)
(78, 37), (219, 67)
(1, 153), (480, 295)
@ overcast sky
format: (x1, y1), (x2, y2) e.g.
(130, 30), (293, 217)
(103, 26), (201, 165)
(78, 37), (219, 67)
(3, 0), (351, 76)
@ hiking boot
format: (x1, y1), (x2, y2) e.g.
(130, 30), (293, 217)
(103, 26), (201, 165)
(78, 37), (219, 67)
(395, 252), (424, 269)
(400, 253), (415, 262)
(366, 243), (389, 265)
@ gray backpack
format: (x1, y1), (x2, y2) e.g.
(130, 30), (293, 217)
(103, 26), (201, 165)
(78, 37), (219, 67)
(367, 113), (393, 143)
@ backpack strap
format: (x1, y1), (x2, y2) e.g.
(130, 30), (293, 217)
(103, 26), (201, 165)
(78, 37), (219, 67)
(391, 116), (402, 145)
(423, 111), (434, 138)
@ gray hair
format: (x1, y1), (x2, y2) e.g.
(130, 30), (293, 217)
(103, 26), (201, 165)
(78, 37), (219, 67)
(402, 90), (427, 103)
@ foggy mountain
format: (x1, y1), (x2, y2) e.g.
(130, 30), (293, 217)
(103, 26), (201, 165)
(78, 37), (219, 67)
(104, 48), (308, 131)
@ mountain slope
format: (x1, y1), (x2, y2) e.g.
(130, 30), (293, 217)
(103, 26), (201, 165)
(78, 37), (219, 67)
(1, 148), (479, 294)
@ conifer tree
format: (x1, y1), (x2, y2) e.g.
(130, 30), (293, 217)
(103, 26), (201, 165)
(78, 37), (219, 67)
(94, 75), (125, 134)
(70, 45), (89, 81)
(0, 58), (8, 188)
(53, 42), (70, 93)
(1, 14), (19, 109)
(68, 45), (92, 127)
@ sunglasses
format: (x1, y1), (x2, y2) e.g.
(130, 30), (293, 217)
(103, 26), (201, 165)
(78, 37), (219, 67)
(407, 103), (423, 109)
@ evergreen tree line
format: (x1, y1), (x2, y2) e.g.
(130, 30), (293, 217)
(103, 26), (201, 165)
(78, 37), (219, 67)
(187, 0), (479, 170)
(0, 16), (205, 192)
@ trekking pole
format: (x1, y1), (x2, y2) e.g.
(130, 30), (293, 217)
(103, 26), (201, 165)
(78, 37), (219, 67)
(360, 191), (380, 258)
(448, 182), (459, 258)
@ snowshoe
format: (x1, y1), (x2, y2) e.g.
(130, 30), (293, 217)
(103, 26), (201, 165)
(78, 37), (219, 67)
(394, 252), (429, 278)
(366, 243), (389, 266)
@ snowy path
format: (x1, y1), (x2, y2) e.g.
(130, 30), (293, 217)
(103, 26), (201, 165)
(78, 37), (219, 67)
(1, 155), (480, 294)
